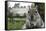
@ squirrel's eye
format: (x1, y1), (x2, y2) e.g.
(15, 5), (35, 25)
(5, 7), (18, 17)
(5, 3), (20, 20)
(35, 11), (37, 13)
(28, 11), (30, 13)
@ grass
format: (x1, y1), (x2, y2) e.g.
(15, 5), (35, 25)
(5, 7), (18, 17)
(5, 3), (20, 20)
(7, 16), (26, 30)
(8, 19), (26, 30)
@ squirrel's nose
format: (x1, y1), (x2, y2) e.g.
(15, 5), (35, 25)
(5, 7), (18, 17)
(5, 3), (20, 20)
(31, 15), (33, 20)
(31, 24), (34, 26)
(30, 23), (34, 26)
